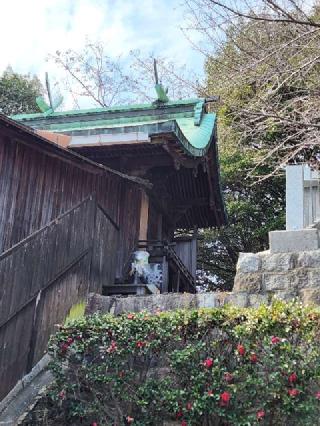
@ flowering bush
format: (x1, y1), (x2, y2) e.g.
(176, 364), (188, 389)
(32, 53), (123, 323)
(47, 301), (320, 425)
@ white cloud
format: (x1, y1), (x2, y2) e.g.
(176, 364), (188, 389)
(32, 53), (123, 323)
(0, 0), (205, 107)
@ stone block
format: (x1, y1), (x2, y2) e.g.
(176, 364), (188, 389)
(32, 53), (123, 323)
(233, 272), (262, 292)
(196, 292), (220, 308)
(297, 250), (320, 268)
(262, 253), (295, 272)
(269, 229), (319, 253)
(248, 294), (268, 308)
(263, 273), (293, 291)
(299, 288), (320, 305)
(225, 292), (249, 308)
(214, 292), (230, 307)
(271, 290), (297, 302)
(307, 270), (320, 288)
(237, 252), (261, 273)
(292, 270), (309, 289)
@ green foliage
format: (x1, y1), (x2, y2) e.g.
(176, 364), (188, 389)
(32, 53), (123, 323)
(47, 301), (320, 425)
(198, 19), (288, 290)
(0, 67), (42, 115)
(198, 133), (285, 290)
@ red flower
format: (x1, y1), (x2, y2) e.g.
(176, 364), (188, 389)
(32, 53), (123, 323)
(203, 357), (214, 368)
(67, 337), (74, 345)
(271, 336), (281, 344)
(207, 390), (214, 396)
(250, 353), (258, 363)
(136, 340), (146, 348)
(288, 388), (300, 397)
(316, 391), (320, 400)
(219, 391), (231, 407)
(119, 370), (125, 378)
(288, 373), (297, 384)
(107, 340), (117, 353)
(127, 313), (135, 320)
(181, 421), (188, 426)
(58, 390), (66, 399)
(91, 423), (98, 426)
(176, 410), (183, 419)
(237, 344), (245, 356)
(60, 343), (69, 352)
(224, 372), (233, 383)
(186, 402), (192, 411)
(126, 416), (134, 424)
(256, 410), (265, 421)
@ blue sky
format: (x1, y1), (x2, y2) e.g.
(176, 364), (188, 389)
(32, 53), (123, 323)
(1, 0), (204, 106)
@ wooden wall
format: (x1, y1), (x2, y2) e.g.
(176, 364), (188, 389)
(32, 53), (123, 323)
(116, 186), (141, 280)
(0, 131), (141, 264)
(0, 128), (142, 400)
(0, 197), (115, 400)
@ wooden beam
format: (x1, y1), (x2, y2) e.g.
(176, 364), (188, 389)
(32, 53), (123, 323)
(161, 140), (202, 169)
(138, 190), (149, 243)
(175, 197), (209, 208)
(176, 269), (181, 292)
(157, 213), (163, 240)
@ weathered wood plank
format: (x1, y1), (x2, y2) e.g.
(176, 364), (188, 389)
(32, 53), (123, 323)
(0, 127), (142, 401)
(0, 135), (141, 257)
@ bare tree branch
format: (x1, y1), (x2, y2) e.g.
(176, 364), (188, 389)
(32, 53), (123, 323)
(207, 0), (320, 28)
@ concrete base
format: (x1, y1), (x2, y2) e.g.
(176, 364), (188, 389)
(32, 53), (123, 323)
(269, 229), (319, 253)
(0, 355), (53, 425)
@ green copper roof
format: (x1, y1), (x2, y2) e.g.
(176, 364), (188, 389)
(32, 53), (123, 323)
(12, 98), (201, 120)
(11, 98), (217, 157)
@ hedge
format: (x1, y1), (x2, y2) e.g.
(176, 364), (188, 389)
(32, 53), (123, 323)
(47, 300), (320, 425)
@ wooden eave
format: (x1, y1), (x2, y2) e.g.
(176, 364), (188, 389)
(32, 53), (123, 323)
(0, 114), (150, 188)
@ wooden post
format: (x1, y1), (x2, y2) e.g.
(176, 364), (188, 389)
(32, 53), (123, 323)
(139, 190), (149, 243)
(191, 228), (198, 279)
(175, 269), (181, 293)
(157, 213), (163, 241)
(162, 256), (169, 293)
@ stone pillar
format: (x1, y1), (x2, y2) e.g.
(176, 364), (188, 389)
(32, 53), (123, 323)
(286, 165), (305, 230)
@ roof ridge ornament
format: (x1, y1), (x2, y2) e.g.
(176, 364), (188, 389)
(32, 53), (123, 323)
(153, 59), (169, 104)
(36, 72), (63, 116)
(194, 100), (205, 126)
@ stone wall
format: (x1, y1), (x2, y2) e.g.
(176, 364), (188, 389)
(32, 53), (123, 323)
(85, 290), (252, 315)
(85, 247), (320, 317)
(233, 249), (320, 306)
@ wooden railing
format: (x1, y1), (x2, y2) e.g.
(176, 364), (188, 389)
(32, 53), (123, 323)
(166, 246), (197, 292)
(137, 240), (196, 294)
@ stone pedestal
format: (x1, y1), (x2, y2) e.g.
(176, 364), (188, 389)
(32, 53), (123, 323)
(269, 229), (319, 253)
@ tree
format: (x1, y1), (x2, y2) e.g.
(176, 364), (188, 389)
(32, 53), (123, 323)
(180, 0), (320, 290)
(0, 67), (43, 115)
(197, 136), (285, 290)
(185, 0), (320, 178)
(184, 2), (316, 289)
(50, 42), (198, 107)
